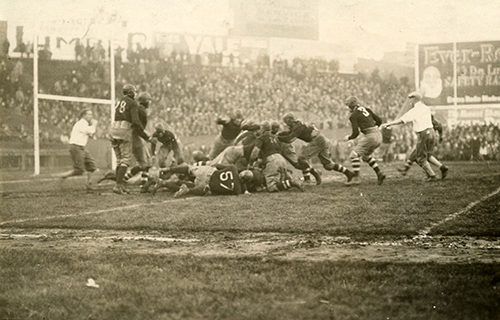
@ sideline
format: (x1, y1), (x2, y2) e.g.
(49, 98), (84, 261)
(415, 186), (500, 238)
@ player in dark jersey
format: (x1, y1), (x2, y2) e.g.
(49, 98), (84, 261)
(156, 164), (243, 197)
(109, 84), (152, 194)
(120, 91), (153, 193)
(209, 110), (244, 159)
(238, 169), (266, 193)
(345, 96), (386, 185)
(397, 114), (448, 178)
(272, 120), (321, 184)
(249, 121), (304, 192)
(150, 123), (184, 167)
(278, 113), (355, 183)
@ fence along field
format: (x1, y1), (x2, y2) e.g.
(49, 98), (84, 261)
(1, 162), (500, 319)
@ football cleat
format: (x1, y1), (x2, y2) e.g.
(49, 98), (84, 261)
(151, 180), (164, 195)
(440, 166), (449, 179)
(98, 172), (117, 184)
(397, 167), (409, 176)
(174, 184), (189, 198)
(423, 176), (438, 182)
(310, 168), (322, 185)
(345, 170), (355, 183)
(377, 173), (386, 185)
(112, 185), (126, 195)
(140, 180), (155, 194)
(291, 179), (305, 192)
(86, 184), (96, 194)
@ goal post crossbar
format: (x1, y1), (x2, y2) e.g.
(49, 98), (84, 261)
(33, 22), (117, 175)
(38, 94), (113, 105)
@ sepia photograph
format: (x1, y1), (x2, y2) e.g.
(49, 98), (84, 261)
(0, 0), (499, 319)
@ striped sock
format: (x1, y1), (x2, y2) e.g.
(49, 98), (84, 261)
(302, 169), (311, 181)
(140, 170), (149, 186)
(277, 180), (292, 191)
(366, 157), (381, 174)
(351, 158), (361, 176)
(332, 163), (348, 173)
(123, 172), (133, 182)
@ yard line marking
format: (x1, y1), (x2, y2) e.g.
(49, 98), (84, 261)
(0, 197), (197, 226)
(0, 177), (64, 184)
(415, 186), (500, 238)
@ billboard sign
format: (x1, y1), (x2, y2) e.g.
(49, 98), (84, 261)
(418, 41), (500, 106)
(418, 41), (500, 125)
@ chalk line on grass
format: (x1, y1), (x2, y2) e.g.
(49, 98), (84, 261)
(415, 186), (500, 238)
(0, 196), (196, 226)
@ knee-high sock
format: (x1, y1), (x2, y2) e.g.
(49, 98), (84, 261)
(366, 157), (381, 174)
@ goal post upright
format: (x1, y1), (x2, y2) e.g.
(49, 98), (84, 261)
(33, 26), (40, 175)
(32, 19), (119, 175)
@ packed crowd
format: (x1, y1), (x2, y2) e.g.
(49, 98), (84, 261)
(1, 50), (499, 162)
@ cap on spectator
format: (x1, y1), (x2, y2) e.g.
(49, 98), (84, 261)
(408, 91), (422, 100)
(155, 123), (164, 131)
(283, 113), (295, 123)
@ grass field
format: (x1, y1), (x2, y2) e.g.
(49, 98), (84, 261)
(1, 161), (500, 320)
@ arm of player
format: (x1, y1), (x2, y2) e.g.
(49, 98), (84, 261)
(381, 119), (404, 129)
(130, 103), (150, 141)
(277, 126), (300, 143)
(347, 117), (360, 140)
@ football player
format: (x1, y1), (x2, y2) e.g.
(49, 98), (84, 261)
(154, 164), (243, 197)
(344, 96), (386, 185)
(121, 91), (154, 193)
(249, 121), (304, 192)
(150, 123), (184, 167)
(278, 113), (355, 183)
(209, 110), (244, 159)
(272, 120), (321, 185)
(109, 84), (153, 194)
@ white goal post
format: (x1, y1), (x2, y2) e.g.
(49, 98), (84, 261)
(32, 18), (121, 175)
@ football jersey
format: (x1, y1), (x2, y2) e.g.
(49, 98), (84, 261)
(348, 106), (382, 139)
(218, 118), (242, 140)
(152, 129), (179, 149)
(255, 132), (281, 158)
(113, 96), (148, 140)
(208, 165), (242, 195)
(278, 121), (316, 143)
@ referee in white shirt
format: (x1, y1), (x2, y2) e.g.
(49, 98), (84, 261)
(60, 109), (98, 191)
(381, 92), (447, 181)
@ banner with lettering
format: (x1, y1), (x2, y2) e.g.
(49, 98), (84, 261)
(418, 41), (500, 106)
(418, 42), (455, 106)
(154, 33), (269, 65)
